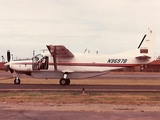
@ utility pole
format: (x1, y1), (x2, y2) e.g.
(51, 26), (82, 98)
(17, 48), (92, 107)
(33, 50), (35, 57)
(1, 56), (5, 62)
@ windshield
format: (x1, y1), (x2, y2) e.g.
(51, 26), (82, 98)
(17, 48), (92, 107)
(32, 54), (43, 62)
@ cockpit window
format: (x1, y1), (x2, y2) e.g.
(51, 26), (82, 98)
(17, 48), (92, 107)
(32, 54), (43, 62)
(32, 54), (49, 70)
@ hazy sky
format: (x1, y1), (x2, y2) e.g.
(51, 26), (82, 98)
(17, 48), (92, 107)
(0, 0), (160, 60)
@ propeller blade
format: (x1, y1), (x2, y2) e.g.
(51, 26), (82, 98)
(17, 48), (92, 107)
(9, 67), (14, 73)
(5, 65), (9, 72)
(5, 65), (14, 73)
(7, 50), (11, 62)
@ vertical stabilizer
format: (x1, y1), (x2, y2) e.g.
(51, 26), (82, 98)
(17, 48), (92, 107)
(137, 29), (155, 59)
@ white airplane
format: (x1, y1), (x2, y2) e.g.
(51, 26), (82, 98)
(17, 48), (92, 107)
(5, 29), (155, 85)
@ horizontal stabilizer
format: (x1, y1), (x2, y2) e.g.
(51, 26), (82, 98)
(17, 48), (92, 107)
(135, 55), (151, 60)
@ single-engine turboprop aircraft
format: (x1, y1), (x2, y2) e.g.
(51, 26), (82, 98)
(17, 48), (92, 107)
(5, 29), (155, 85)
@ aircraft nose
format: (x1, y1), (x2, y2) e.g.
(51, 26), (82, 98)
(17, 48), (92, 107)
(4, 62), (14, 73)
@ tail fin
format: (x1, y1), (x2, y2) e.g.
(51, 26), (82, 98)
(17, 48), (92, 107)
(136, 29), (155, 60)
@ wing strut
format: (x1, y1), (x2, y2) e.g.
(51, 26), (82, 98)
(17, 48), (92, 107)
(53, 46), (57, 70)
(46, 45), (58, 70)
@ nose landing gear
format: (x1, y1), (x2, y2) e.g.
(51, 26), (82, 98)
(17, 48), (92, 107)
(14, 77), (21, 84)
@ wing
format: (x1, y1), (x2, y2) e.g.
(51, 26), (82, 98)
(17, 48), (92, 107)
(46, 45), (74, 58)
(46, 45), (74, 70)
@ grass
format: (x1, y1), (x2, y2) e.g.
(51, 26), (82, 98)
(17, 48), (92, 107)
(0, 92), (160, 105)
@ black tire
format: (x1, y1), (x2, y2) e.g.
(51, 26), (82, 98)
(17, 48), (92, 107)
(59, 78), (67, 85)
(66, 79), (70, 85)
(14, 78), (21, 84)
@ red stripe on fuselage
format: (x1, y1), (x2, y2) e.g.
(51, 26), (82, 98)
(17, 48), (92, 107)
(52, 62), (140, 67)
(14, 62), (141, 67)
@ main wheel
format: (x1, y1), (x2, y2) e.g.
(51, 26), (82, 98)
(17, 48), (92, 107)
(59, 78), (67, 85)
(66, 79), (70, 85)
(14, 77), (21, 84)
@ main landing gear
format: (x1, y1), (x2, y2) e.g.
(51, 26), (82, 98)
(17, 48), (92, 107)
(59, 78), (70, 85)
(59, 73), (70, 85)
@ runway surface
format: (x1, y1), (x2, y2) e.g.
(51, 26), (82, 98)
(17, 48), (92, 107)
(0, 84), (160, 92)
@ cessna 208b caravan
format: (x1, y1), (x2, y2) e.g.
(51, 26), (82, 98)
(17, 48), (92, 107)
(5, 29), (155, 85)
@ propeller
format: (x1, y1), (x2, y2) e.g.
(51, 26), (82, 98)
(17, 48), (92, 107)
(5, 50), (14, 73)
(7, 50), (11, 62)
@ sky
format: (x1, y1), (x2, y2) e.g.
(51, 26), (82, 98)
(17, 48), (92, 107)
(0, 0), (160, 61)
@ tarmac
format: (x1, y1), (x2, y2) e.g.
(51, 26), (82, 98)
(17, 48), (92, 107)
(0, 72), (160, 120)
(0, 102), (160, 120)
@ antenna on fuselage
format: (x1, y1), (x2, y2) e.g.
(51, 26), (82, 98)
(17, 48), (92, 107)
(40, 49), (48, 53)
(83, 49), (87, 53)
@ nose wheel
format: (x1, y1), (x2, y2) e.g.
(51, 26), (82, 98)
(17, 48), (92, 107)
(14, 77), (21, 84)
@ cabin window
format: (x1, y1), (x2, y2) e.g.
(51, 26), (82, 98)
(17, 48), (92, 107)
(32, 54), (49, 70)
(40, 56), (49, 70)
(32, 54), (43, 62)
